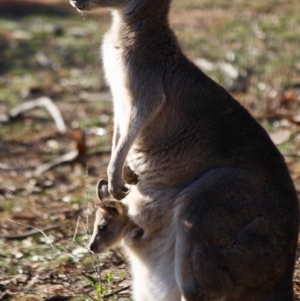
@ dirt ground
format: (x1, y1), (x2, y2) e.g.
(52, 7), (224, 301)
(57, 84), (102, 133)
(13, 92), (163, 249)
(0, 0), (300, 300)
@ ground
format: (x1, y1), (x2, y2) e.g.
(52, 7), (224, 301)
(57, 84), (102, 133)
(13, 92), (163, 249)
(0, 0), (300, 300)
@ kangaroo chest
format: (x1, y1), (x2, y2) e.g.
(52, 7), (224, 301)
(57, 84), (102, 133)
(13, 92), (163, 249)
(122, 234), (180, 301)
(102, 34), (132, 135)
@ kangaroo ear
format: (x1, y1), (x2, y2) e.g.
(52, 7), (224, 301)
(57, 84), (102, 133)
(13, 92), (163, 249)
(99, 200), (126, 216)
(96, 179), (110, 202)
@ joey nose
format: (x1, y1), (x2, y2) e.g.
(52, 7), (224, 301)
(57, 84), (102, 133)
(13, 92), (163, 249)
(88, 241), (97, 253)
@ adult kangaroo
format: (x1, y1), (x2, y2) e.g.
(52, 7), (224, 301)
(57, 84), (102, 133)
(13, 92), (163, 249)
(70, 0), (299, 300)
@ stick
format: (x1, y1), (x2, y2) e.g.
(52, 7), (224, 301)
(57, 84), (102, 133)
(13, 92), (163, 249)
(34, 149), (78, 176)
(10, 96), (67, 134)
(0, 225), (59, 240)
(103, 285), (131, 298)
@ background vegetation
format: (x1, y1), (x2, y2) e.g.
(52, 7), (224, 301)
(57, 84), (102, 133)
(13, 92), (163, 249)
(0, 0), (300, 300)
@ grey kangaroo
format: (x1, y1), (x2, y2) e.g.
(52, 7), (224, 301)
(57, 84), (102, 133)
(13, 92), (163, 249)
(70, 0), (299, 300)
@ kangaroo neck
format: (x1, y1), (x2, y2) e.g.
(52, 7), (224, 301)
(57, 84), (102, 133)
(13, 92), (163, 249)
(110, 2), (170, 40)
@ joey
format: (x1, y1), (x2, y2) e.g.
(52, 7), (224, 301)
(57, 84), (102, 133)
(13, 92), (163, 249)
(89, 179), (143, 253)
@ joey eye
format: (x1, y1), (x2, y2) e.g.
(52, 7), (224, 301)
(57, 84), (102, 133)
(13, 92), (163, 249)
(99, 224), (108, 231)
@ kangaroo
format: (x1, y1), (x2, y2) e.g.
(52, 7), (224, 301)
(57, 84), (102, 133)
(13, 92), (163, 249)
(71, 0), (299, 300)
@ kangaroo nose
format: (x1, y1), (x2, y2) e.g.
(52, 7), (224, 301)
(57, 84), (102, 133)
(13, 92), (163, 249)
(70, 0), (89, 10)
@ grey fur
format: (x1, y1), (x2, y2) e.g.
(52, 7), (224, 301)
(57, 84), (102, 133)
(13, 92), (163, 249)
(71, 0), (299, 300)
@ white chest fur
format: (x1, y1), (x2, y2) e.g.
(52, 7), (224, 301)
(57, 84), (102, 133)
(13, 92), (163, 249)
(122, 239), (181, 301)
(102, 33), (132, 136)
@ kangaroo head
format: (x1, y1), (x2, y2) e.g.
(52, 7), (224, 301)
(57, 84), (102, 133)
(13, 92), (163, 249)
(70, 0), (171, 16)
(70, 0), (131, 11)
(89, 179), (129, 253)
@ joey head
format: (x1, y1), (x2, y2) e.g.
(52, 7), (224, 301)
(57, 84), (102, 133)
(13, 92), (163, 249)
(89, 179), (143, 253)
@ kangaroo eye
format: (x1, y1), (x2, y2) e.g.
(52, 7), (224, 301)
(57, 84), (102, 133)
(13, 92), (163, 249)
(99, 225), (107, 231)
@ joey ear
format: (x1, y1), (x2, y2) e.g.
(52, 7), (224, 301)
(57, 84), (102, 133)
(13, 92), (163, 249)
(99, 200), (126, 216)
(130, 227), (144, 241)
(96, 179), (110, 202)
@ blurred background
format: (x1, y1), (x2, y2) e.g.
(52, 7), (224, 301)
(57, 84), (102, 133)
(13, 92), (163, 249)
(0, 0), (300, 300)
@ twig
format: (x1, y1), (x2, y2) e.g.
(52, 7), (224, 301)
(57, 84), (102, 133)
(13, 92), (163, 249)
(43, 296), (73, 301)
(76, 212), (105, 292)
(24, 274), (40, 291)
(58, 267), (97, 301)
(34, 128), (88, 175)
(10, 96), (67, 134)
(4, 219), (80, 261)
(3, 219), (105, 301)
(0, 225), (59, 240)
(0, 162), (35, 171)
(73, 216), (81, 241)
(34, 149), (79, 176)
(103, 285), (131, 298)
